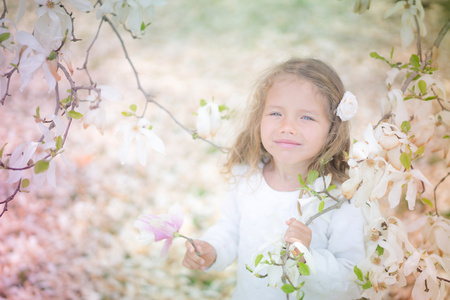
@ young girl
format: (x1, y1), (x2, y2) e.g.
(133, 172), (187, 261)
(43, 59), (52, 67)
(182, 58), (365, 299)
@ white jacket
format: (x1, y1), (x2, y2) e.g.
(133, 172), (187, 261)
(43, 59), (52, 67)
(202, 165), (366, 300)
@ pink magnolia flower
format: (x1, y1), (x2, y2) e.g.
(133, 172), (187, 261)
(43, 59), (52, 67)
(134, 204), (184, 257)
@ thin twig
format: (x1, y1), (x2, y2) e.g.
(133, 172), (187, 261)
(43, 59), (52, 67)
(414, 15), (422, 64)
(79, 18), (104, 85)
(0, 0), (7, 20)
(175, 233), (201, 256)
(0, 68), (17, 105)
(400, 19), (450, 94)
(433, 172), (449, 216)
(0, 179), (21, 217)
(432, 18), (450, 49)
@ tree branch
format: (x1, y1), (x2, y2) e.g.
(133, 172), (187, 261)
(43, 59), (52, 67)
(433, 172), (449, 217)
(102, 16), (228, 152)
(401, 19), (450, 94)
(79, 18), (104, 85)
(414, 15), (422, 64)
(0, 0), (7, 20)
(0, 179), (21, 217)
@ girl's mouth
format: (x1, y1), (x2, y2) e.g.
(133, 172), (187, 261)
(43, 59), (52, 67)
(275, 139), (301, 149)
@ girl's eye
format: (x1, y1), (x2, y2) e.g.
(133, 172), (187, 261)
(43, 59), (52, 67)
(270, 112), (281, 116)
(301, 116), (313, 120)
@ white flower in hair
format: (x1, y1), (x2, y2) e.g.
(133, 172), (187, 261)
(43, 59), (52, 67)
(336, 91), (358, 121)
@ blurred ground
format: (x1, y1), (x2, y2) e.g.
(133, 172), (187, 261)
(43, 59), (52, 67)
(0, 0), (449, 299)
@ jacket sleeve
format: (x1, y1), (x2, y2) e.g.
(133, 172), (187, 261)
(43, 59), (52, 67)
(200, 179), (240, 271)
(302, 200), (366, 300)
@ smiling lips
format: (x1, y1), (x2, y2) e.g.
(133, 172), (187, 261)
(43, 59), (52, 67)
(275, 139), (301, 149)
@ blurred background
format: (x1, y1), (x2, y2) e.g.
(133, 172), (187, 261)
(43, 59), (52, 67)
(0, 0), (449, 299)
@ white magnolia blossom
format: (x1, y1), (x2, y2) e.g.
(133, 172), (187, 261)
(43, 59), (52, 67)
(14, 30), (73, 92)
(6, 114), (65, 188)
(17, 0), (93, 22)
(385, 67), (401, 87)
(384, 0), (426, 48)
(336, 91), (358, 121)
(7, 142), (39, 184)
(117, 118), (165, 166)
(386, 89), (409, 126)
(0, 18), (17, 51)
(84, 85), (123, 134)
(96, 0), (167, 36)
(196, 102), (222, 139)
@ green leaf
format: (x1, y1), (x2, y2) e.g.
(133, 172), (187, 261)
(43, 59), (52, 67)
(421, 198), (433, 208)
(370, 52), (383, 60)
(281, 284), (296, 294)
(0, 143), (7, 159)
(354, 265), (363, 282)
(390, 47), (394, 59)
(22, 179), (30, 189)
(35, 106), (41, 119)
(61, 97), (70, 104)
(129, 104), (137, 112)
(10, 63), (18, 69)
(424, 96), (437, 101)
(318, 200), (325, 212)
(410, 54), (420, 68)
(67, 110), (83, 119)
(401, 121), (411, 134)
(48, 51), (57, 61)
(327, 184), (336, 192)
(298, 174), (306, 187)
(444, 135), (449, 139)
(200, 99), (207, 107)
(0, 32), (10, 42)
(219, 104), (228, 112)
(307, 170), (319, 185)
(255, 254), (263, 267)
(400, 152), (411, 170)
(55, 136), (63, 152)
(297, 261), (310, 276)
(376, 245), (384, 256)
(140, 22), (151, 31)
(34, 160), (50, 174)
(418, 80), (427, 95)
(122, 111), (133, 117)
(415, 145), (425, 157)
(362, 281), (372, 289)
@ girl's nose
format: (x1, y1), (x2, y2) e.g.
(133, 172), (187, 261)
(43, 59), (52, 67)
(280, 119), (296, 135)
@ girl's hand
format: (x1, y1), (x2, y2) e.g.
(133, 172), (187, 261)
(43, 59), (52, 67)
(284, 218), (312, 249)
(182, 240), (217, 271)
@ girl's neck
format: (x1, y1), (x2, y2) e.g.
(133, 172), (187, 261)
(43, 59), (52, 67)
(263, 160), (307, 192)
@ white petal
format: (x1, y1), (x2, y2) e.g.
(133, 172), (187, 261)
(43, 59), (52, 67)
(98, 85), (123, 102)
(16, 0), (29, 22)
(46, 160), (56, 187)
(410, 169), (433, 187)
(292, 242), (316, 274)
(196, 105), (212, 138)
(388, 180), (404, 208)
(139, 128), (166, 154)
(404, 251), (421, 276)
(135, 134), (148, 166)
(117, 134), (133, 165)
(15, 31), (45, 52)
(405, 180), (417, 210)
(384, 1), (406, 19)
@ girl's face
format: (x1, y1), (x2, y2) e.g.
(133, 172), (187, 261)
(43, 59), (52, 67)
(260, 76), (331, 172)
